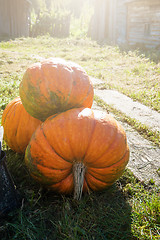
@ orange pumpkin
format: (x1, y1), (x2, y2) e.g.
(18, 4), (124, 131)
(25, 108), (129, 200)
(2, 97), (42, 153)
(19, 58), (94, 121)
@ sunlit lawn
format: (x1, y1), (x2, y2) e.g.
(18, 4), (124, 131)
(0, 36), (160, 119)
(0, 36), (160, 240)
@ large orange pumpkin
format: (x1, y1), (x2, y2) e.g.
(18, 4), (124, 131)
(2, 97), (42, 153)
(25, 108), (129, 200)
(19, 58), (94, 121)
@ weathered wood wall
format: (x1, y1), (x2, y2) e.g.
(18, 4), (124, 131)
(126, 0), (160, 48)
(0, 0), (31, 41)
(116, 0), (128, 44)
(108, 0), (117, 43)
(89, 0), (160, 48)
(89, 0), (130, 43)
(88, 0), (118, 43)
(88, 0), (109, 42)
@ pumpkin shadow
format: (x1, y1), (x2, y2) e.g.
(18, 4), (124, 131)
(85, 183), (133, 239)
(1, 149), (135, 240)
(38, 177), (135, 240)
(66, 182), (134, 240)
(118, 43), (160, 63)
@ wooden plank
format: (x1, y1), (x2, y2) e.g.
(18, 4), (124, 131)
(108, 0), (118, 43)
(98, 0), (107, 41)
(116, 0), (128, 44)
(0, 0), (10, 39)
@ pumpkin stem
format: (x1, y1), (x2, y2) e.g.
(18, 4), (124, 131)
(73, 162), (85, 200)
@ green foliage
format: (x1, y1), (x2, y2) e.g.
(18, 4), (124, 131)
(30, 9), (71, 37)
(29, 0), (93, 38)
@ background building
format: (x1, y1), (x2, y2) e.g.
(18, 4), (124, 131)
(89, 0), (160, 48)
(0, 0), (31, 41)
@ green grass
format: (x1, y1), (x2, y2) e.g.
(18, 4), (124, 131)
(0, 148), (159, 240)
(0, 36), (160, 239)
(0, 36), (160, 121)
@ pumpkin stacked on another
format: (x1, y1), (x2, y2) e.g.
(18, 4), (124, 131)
(2, 58), (94, 155)
(2, 57), (129, 200)
(19, 58), (94, 121)
(25, 108), (129, 200)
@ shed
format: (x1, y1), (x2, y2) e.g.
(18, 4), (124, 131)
(126, 0), (160, 48)
(89, 0), (160, 48)
(0, 0), (31, 41)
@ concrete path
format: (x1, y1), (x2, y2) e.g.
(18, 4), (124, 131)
(91, 78), (160, 185)
(92, 78), (160, 133)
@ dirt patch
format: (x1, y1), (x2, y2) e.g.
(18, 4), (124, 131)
(122, 122), (160, 185)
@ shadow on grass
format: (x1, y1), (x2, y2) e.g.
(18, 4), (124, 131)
(99, 39), (160, 63)
(118, 43), (160, 64)
(0, 149), (135, 240)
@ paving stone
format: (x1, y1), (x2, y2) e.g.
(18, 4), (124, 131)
(94, 87), (160, 133)
(91, 79), (160, 185)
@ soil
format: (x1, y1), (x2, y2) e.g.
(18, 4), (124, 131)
(91, 77), (160, 185)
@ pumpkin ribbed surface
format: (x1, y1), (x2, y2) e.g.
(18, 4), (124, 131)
(19, 58), (94, 121)
(25, 108), (129, 196)
(2, 97), (42, 153)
